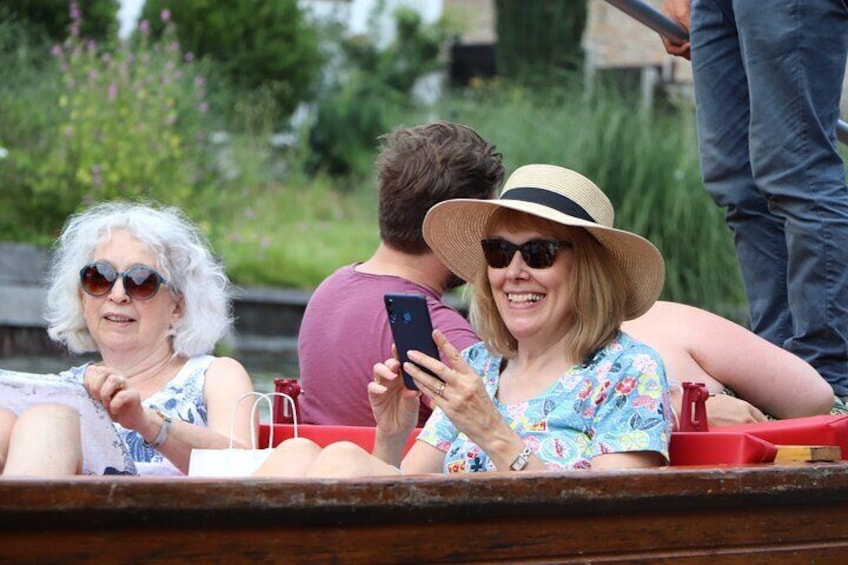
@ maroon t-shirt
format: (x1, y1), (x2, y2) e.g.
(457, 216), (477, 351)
(297, 264), (479, 426)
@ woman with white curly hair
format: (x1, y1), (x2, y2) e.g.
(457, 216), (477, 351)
(0, 201), (254, 476)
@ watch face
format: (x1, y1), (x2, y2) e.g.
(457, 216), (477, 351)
(510, 447), (532, 471)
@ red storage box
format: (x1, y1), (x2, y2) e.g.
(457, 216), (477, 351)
(717, 414), (848, 460)
(669, 431), (777, 466)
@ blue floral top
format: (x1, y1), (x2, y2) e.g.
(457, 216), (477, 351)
(64, 355), (213, 476)
(417, 333), (672, 472)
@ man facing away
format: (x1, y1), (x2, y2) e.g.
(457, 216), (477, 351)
(297, 121), (505, 426)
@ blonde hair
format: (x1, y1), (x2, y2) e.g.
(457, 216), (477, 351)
(470, 208), (628, 363)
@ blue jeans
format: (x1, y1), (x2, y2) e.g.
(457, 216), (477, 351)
(690, 0), (848, 394)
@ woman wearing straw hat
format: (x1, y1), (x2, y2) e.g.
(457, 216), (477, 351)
(256, 164), (672, 477)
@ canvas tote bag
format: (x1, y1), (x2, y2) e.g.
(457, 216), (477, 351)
(188, 391), (298, 477)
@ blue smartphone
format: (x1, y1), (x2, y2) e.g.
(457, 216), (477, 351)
(384, 293), (442, 391)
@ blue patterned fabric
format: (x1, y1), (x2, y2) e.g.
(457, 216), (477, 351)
(61, 355), (213, 476)
(417, 333), (673, 472)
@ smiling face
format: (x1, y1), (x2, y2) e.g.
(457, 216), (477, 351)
(486, 223), (575, 348)
(81, 229), (182, 360)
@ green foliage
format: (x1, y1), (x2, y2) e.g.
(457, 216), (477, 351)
(306, 6), (449, 179)
(140, 0), (322, 124)
(0, 2), (751, 316)
(212, 170), (379, 288)
(495, 0), (587, 81)
(2, 0), (118, 43)
(0, 9), (215, 241)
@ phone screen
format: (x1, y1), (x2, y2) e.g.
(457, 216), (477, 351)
(384, 293), (442, 390)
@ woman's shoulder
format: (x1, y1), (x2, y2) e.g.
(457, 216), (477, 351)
(201, 355), (252, 386)
(606, 331), (664, 364)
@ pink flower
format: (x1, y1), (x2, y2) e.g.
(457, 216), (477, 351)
(615, 377), (638, 395)
(161, 9), (171, 22)
(632, 395), (657, 411)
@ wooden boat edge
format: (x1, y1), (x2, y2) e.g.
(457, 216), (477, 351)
(4, 463), (848, 563)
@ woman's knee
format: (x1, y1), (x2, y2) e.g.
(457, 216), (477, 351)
(4, 403), (82, 476)
(15, 403), (80, 431)
(0, 408), (17, 471)
(253, 437), (323, 477)
(273, 437), (322, 456)
(307, 441), (385, 478)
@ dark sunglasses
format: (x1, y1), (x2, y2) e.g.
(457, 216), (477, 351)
(481, 238), (572, 269)
(79, 262), (170, 300)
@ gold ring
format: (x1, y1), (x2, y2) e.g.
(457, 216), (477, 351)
(435, 382), (446, 397)
(116, 376), (127, 391)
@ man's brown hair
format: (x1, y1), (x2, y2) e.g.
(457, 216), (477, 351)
(376, 121), (504, 254)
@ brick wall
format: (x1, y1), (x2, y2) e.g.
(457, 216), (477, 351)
(583, 0), (692, 83)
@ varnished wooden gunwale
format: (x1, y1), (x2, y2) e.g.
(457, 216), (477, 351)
(3, 463), (848, 563)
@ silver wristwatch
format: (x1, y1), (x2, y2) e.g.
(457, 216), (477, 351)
(509, 446), (533, 471)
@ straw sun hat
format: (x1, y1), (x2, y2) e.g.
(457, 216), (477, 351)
(422, 164), (665, 320)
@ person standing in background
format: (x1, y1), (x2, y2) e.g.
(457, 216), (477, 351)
(662, 0), (848, 399)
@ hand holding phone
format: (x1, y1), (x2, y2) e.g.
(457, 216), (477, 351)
(384, 293), (443, 391)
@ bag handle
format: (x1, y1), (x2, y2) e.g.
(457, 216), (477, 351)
(228, 391), (299, 449)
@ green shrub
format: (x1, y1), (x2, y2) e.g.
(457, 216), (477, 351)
(140, 0), (322, 125)
(0, 8), (216, 241)
(2, 0), (118, 44)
